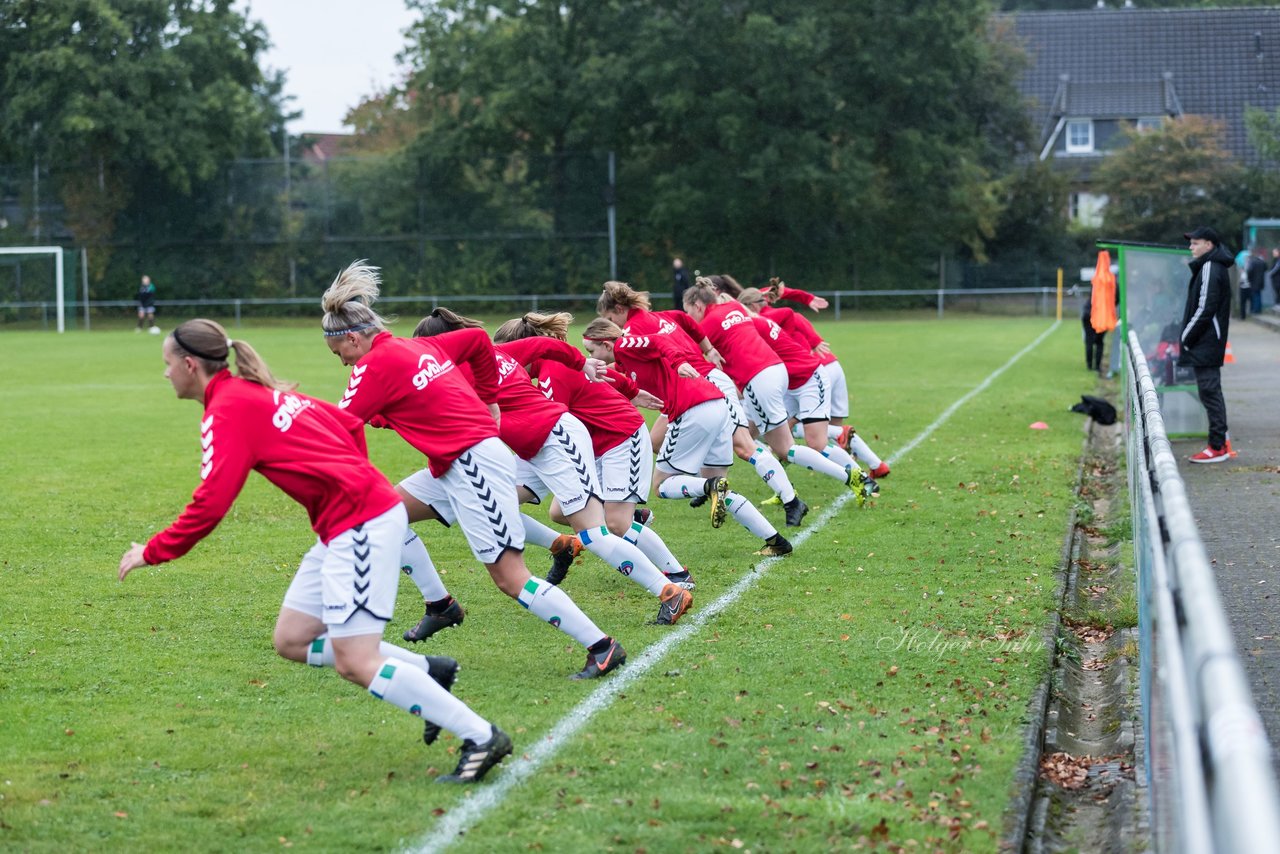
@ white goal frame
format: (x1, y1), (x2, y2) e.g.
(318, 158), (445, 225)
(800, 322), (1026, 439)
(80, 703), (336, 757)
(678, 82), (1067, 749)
(0, 246), (65, 332)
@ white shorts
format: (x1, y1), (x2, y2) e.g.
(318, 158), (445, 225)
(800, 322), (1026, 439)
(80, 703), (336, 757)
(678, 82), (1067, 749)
(398, 468), (458, 526)
(785, 369), (831, 423)
(513, 458), (552, 505)
(657, 399), (734, 475)
(282, 504), (409, 638)
(522, 413), (601, 515)
(706, 368), (748, 430)
(597, 425), (652, 504)
(443, 437), (525, 563)
(741, 363), (790, 433)
(821, 361), (849, 419)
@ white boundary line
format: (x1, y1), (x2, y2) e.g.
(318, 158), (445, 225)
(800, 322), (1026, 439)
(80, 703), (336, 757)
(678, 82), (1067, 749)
(406, 320), (1061, 853)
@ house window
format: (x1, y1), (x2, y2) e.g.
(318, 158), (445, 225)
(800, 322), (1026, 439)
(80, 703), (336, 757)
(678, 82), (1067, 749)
(1069, 192), (1108, 227)
(1066, 119), (1094, 153)
(1136, 116), (1163, 132)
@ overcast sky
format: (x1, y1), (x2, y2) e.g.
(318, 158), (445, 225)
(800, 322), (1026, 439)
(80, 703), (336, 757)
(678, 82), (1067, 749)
(237, 0), (418, 135)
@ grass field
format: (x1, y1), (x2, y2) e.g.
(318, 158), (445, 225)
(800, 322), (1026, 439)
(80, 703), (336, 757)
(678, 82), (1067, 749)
(0, 316), (1096, 852)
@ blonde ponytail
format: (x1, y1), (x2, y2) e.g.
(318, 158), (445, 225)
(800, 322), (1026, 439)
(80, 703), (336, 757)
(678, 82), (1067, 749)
(493, 311), (572, 343)
(321, 260), (390, 337)
(170, 318), (293, 390)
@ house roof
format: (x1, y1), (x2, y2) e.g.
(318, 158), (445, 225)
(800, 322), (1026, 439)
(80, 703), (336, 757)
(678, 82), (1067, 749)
(1010, 7), (1280, 163)
(300, 133), (354, 164)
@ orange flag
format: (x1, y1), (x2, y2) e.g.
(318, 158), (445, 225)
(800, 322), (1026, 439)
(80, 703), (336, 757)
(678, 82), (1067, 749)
(1090, 251), (1118, 333)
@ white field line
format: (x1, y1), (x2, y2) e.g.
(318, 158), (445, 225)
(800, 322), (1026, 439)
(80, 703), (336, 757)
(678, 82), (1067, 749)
(405, 320), (1061, 854)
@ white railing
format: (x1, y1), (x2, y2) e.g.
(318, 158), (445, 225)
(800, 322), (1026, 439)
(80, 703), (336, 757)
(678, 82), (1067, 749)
(1126, 329), (1280, 852)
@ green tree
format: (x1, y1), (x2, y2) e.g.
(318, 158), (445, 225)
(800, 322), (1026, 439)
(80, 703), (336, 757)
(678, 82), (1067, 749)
(1095, 116), (1241, 243)
(0, 0), (285, 282)
(1245, 105), (1280, 165)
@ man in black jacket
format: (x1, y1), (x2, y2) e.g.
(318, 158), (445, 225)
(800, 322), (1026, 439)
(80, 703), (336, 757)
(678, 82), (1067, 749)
(1179, 226), (1234, 463)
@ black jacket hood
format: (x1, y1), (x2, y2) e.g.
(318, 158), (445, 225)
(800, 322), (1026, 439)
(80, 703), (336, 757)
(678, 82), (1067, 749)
(1190, 244), (1235, 273)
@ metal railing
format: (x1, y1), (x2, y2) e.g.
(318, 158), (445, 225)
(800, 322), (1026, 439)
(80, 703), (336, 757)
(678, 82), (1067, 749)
(1126, 329), (1280, 852)
(1, 286), (1066, 330)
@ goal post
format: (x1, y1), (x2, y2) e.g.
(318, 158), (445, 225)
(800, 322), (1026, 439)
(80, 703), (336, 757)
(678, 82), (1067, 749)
(0, 246), (66, 332)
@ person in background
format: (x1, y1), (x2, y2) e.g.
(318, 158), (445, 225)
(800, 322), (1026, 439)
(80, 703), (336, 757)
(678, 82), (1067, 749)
(1269, 248), (1280, 307)
(672, 258), (691, 311)
(136, 274), (158, 332)
(117, 319), (512, 784)
(1081, 293), (1105, 373)
(1179, 227), (1234, 464)
(1245, 246), (1266, 317)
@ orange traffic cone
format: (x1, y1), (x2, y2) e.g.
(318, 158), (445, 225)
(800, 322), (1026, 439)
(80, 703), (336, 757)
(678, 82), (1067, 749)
(1224, 341), (1235, 364)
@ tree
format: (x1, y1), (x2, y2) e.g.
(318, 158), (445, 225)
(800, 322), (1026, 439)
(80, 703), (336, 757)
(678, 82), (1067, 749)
(1095, 116), (1241, 244)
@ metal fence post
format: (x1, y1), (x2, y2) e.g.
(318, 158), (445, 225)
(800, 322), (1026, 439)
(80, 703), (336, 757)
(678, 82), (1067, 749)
(834, 292), (841, 320)
(937, 289), (944, 319)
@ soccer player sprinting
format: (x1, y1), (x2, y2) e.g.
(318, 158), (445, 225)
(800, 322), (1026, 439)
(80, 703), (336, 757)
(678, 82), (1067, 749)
(596, 281), (803, 520)
(492, 312), (695, 592)
(736, 287), (878, 507)
(320, 262), (626, 680)
(582, 317), (793, 557)
(412, 308), (692, 627)
(756, 280), (889, 478)
(117, 319), (511, 783)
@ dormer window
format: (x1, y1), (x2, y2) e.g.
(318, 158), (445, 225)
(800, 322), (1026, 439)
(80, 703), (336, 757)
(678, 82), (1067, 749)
(1136, 116), (1164, 132)
(1066, 119), (1094, 153)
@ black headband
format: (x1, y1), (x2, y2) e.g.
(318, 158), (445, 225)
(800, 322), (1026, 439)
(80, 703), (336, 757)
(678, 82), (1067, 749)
(172, 327), (228, 362)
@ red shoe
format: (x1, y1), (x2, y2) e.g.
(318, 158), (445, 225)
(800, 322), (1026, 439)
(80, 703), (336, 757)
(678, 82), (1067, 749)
(869, 462), (890, 479)
(1225, 439), (1238, 458)
(835, 425), (853, 452)
(1188, 446), (1230, 464)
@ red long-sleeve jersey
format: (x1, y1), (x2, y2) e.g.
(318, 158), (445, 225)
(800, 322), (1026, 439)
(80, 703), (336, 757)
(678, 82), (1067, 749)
(761, 304), (838, 367)
(338, 329), (500, 478)
(612, 334), (723, 420)
(774, 285), (819, 309)
(697, 301), (783, 391)
(144, 370), (402, 565)
(495, 336), (643, 457)
(620, 308), (715, 376)
(750, 315), (822, 389)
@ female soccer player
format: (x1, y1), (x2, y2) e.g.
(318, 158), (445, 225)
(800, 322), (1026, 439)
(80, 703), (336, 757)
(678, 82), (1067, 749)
(582, 317), (793, 557)
(596, 281), (804, 522)
(736, 288), (876, 506)
(754, 282), (889, 478)
(682, 280), (862, 498)
(321, 262), (626, 679)
(117, 319), (511, 783)
(413, 308), (692, 626)
(492, 311), (694, 590)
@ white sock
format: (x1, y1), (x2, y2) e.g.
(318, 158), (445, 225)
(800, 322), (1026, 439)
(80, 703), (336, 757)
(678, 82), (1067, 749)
(624, 521), (684, 575)
(792, 423), (805, 440)
(750, 444), (795, 503)
(826, 425), (843, 442)
(657, 475), (709, 500)
(787, 444), (850, 482)
(367, 658), (491, 743)
(521, 513), (559, 549)
(306, 636), (438, 672)
(724, 491), (777, 538)
(822, 442), (857, 470)
(517, 576), (608, 648)
(847, 432), (883, 468)
(578, 526), (667, 596)
(400, 531), (449, 602)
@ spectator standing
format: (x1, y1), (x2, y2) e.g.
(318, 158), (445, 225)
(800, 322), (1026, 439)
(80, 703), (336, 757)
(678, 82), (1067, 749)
(1245, 247), (1266, 316)
(1269, 248), (1280, 306)
(1179, 226), (1234, 464)
(672, 258), (690, 310)
(136, 275), (158, 332)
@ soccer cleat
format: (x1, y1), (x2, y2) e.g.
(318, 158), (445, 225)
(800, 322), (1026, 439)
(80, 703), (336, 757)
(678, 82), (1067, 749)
(655, 583), (693, 625)
(570, 637), (627, 680)
(688, 494), (708, 509)
(755, 533), (793, 557)
(1188, 446), (1230, 464)
(436, 726), (513, 783)
(869, 461), (891, 479)
(633, 507), (655, 526)
(546, 534), (583, 586)
(663, 568), (696, 590)
(705, 476), (730, 529)
(836, 424), (853, 452)
(403, 598), (465, 643)
(421, 656), (460, 746)
(783, 496), (809, 528)
(760, 494), (783, 507)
